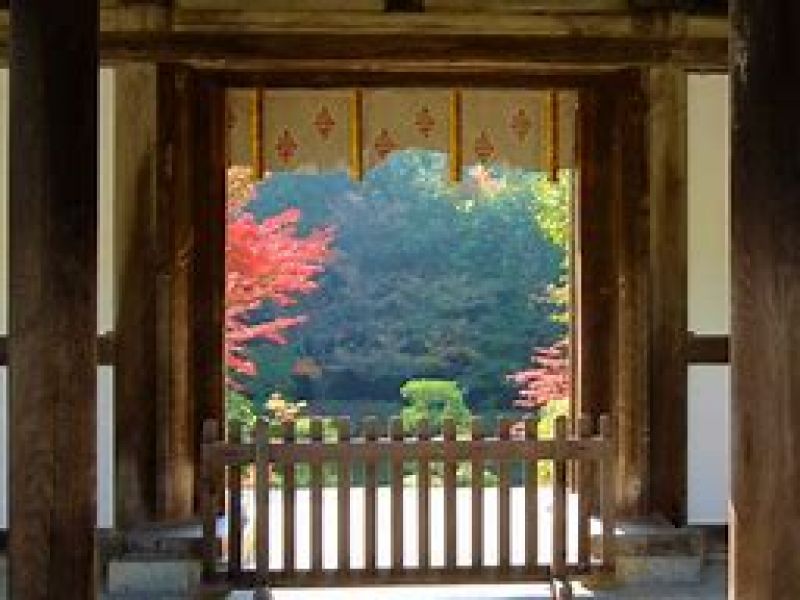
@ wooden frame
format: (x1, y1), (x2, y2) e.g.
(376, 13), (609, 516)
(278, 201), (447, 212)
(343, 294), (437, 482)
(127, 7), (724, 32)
(181, 63), (650, 527)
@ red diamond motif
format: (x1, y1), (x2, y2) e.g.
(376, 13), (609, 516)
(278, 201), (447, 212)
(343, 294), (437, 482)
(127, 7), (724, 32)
(374, 128), (398, 161)
(474, 131), (496, 162)
(314, 106), (336, 140)
(510, 108), (532, 141)
(276, 129), (299, 164)
(415, 106), (436, 138)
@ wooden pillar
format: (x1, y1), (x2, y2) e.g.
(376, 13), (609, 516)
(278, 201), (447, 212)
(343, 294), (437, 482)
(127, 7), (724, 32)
(191, 79), (226, 509)
(577, 72), (649, 517)
(9, 1), (99, 598)
(731, 3), (800, 598)
(612, 70), (650, 517)
(114, 64), (160, 526)
(155, 65), (196, 519)
(647, 65), (688, 525)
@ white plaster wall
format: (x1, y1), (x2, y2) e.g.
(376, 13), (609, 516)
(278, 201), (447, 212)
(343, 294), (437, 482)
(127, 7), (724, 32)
(0, 68), (116, 529)
(686, 73), (730, 525)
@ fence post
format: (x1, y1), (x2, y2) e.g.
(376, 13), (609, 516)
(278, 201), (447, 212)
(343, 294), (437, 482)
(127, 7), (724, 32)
(498, 418), (512, 571)
(471, 416), (484, 570)
(418, 418), (431, 571)
(310, 418), (324, 574)
(552, 416), (568, 581)
(363, 416), (379, 575)
(255, 418), (270, 591)
(577, 415), (593, 571)
(202, 419), (220, 579)
(282, 420), (296, 574)
(443, 417), (457, 570)
(599, 415), (616, 571)
(337, 417), (351, 573)
(390, 417), (405, 571)
(228, 420), (243, 580)
(524, 417), (539, 571)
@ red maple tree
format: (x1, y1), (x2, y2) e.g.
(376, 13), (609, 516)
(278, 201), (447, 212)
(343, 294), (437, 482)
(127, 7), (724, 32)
(508, 339), (570, 409)
(226, 167), (334, 377)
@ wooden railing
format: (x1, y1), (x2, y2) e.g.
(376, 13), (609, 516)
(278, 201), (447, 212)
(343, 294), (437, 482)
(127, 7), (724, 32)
(200, 414), (615, 596)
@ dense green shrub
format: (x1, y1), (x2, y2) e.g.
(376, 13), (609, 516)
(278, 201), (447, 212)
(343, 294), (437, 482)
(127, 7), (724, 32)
(399, 379), (472, 434)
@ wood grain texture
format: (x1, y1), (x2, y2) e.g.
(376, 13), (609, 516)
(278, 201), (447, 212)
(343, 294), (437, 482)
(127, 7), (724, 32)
(612, 70), (650, 518)
(192, 77), (227, 513)
(89, 30), (727, 66)
(731, 3), (800, 598)
(8, 1), (99, 597)
(113, 63), (161, 526)
(647, 64), (688, 525)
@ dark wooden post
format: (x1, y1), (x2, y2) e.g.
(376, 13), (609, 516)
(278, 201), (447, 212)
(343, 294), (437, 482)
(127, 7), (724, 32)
(731, 2), (800, 598)
(9, 0), (99, 598)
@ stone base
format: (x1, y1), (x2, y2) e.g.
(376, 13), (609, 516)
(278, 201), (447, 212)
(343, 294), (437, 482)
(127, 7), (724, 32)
(593, 517), (709, 585)
(107, 558), (202, 595)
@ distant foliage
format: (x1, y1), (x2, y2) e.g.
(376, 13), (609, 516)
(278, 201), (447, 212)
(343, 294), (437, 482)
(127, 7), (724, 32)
(508, 339), (570, 409)
(400, 379), (472, 434)
(241, 151), (565, 412)
(225, 167), (334, 379)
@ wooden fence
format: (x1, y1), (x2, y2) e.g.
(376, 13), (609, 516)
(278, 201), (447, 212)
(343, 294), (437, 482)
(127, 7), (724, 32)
(200, 414), (615, 596)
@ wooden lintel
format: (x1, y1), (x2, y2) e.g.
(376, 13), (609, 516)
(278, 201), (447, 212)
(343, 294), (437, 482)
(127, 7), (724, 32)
(88, 31), (727, 67)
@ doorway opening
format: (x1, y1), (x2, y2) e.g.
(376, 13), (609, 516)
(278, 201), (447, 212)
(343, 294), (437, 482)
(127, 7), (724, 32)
(220, 86), (582, 570)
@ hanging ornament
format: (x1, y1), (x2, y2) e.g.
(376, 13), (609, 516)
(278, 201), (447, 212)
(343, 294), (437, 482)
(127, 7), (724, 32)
(253, 88), (265, 179)
(349, 89), (364, 181)
(449, 89), (463, 182)
(547, 90), (560, 183)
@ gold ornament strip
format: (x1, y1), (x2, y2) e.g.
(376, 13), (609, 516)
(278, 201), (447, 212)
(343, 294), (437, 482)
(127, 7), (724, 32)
(253, 88), (265, 180)
(349, 89), (364, 182)
(548, 90), (560, 183)
(449, 89), (463, 183)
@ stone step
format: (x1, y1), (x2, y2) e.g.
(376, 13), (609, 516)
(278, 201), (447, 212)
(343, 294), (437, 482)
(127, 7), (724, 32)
(106, 557), (202, 596)
(592, 518), (709, 585)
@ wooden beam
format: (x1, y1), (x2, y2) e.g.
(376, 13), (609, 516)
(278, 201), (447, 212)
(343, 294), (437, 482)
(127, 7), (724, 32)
(89, 31), (727, 66)
(731, 3), (800, 598)
(686, 333), (729, 364)
(9, 0), (99, 597)
(0, 334), (114, 366)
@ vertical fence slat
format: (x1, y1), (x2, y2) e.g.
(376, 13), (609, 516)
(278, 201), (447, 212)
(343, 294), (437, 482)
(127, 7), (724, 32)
(364, 417), (378, 574)
(578, 415), (593, 571)
(471, 417), (484, 570)
(498, 418), (512, 570)
(282, 420), (296, 574)
(418, 419), (431, 571)
(552, 416), (568, 580)
(600, 415), (616, 570)
(337, 417), (351, 573)
(310, 418), (324, 574)
(202, 419), (219, 579)
(228, 421), (243, 579)
(443, 418), (457, 570)
(524, 417), (539, 570)
(255, 419), (270, 586)
(390, 417), (405, 571)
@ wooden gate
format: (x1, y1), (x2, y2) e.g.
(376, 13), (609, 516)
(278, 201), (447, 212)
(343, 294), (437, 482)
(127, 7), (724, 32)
(200, 414), (615, 597)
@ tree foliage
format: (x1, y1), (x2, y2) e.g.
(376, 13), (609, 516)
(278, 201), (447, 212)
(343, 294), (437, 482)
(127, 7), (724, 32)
(225, 166), (334, 379)
(239, 151), (567, 414)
